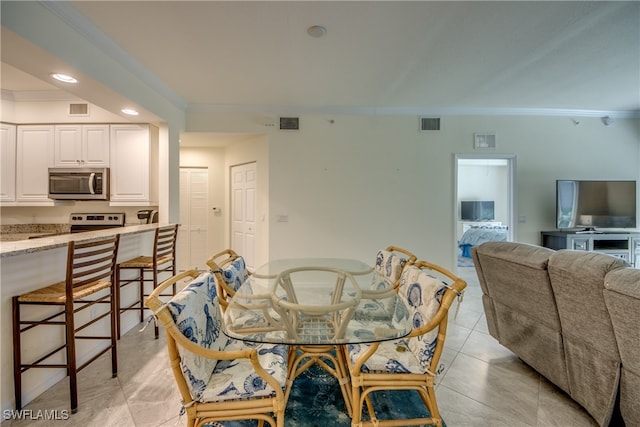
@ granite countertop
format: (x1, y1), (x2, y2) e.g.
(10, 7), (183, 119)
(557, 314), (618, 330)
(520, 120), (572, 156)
(0, 223), (167, 258)
(0, 224), (71, 242)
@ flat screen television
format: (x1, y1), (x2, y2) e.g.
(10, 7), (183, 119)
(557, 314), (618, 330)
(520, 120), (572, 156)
(556, 180), (637, 230)
(461, 201), (495, 221)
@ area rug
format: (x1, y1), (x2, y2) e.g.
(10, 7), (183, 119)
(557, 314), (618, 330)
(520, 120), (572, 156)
(209, 364), (443, 427)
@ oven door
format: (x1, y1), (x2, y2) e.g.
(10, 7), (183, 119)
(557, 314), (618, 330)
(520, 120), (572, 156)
(48, 168), (109, 200)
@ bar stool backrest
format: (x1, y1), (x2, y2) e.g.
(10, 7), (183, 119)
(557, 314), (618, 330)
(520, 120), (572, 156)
(67, 236), (120, 293)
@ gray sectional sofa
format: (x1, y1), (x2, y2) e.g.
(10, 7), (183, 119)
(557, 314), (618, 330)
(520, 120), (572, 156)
(472, 241), (638, 427)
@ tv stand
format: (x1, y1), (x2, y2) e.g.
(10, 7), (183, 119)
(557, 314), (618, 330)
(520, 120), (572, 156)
(541, 230), (640, 267)
(575, 227), (603, 234)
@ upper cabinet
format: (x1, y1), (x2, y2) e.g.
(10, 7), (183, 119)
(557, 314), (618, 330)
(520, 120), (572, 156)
(16, 125), (55, 205)
(54, 124), (109, 167)
(0, 123), (17, 203)
(109, 124), (158, 206)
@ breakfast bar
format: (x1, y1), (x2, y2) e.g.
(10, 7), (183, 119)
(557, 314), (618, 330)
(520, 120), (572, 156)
(0, 223), (173, 413)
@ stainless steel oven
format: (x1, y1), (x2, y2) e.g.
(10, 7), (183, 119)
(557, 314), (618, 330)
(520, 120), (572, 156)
(48, 168), (110, 200)
(69, 213), (125, 233)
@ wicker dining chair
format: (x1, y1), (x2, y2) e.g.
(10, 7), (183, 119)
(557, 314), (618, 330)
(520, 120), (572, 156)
(115, 224), (178, 339)
(146, 269), (288, 427)
(344, 260), (466, 427)
(206, 248), (251, 311)
(354, 246), (417, 322)
(12, 235), (120, 413)
(374, 246), (417, 288)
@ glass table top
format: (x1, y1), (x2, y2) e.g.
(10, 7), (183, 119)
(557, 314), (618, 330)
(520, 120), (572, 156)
(222, 258), (412, 345)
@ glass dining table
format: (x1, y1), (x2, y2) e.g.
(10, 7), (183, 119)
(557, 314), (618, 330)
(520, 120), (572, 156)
(221, 258), (413, 416)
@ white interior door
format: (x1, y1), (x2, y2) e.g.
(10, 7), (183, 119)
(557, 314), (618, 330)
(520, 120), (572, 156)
(179, 167), (209, 271)
(231, 162), (256, 270)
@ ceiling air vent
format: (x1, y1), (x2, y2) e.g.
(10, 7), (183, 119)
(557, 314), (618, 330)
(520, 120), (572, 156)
(69, 103), (89, 116)
(474, 133), (497, 149)
(280, 117), (299, 130)
(420, 117), (440, 131)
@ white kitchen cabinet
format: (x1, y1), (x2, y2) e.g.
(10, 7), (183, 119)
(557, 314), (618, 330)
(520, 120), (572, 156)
(16, 125), (55, 205)
(109, 124), (158, 205)
(54, 124), (110, 167)
(0, 123), (17, 203)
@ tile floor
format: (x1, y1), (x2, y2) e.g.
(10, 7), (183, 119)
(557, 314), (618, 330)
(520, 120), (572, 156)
(1, 266), (599, 427)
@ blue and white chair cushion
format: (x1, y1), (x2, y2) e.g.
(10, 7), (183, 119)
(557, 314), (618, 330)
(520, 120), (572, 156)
(355, 250), (410, 320)
(221, 256), (250, 292)
(347, 265), (446, 374)
(168, 271), (287, 401)
(203, 339), (288, 402)
(375, 249), (408, 283)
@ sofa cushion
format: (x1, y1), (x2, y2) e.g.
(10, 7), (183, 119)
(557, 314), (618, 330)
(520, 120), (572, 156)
(548, 250), (627, 426)
(472, 241), (570, 393)
(604, 267), (640, 426)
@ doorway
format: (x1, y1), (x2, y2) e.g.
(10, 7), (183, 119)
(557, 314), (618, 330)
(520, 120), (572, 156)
(230, 162), (257, 270)
(178, 167), (209, 271)
(454, 154), (516, 268)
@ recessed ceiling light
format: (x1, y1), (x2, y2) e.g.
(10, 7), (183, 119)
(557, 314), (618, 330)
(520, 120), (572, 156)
(121, 108), (139, 116)
(50, 73), (78, 84)
(307, 25), (326, 38)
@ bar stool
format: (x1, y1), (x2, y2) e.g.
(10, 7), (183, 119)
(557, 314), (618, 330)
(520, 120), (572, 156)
(115, 224), (178, 339)
(12, 235), (120, 413)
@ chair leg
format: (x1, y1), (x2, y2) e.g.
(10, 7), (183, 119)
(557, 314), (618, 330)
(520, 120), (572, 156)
(65, 299), (78, 413)
(12, 297), (22, 410)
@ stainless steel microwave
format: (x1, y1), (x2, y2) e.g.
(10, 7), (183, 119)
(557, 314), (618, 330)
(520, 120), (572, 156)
(48, 168), (110, 200)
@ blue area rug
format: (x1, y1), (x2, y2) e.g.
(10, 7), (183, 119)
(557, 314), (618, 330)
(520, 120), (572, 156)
(210, 364), (442, 427)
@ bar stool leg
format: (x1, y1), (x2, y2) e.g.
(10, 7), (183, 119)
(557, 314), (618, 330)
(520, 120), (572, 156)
(152, 267), (159, 339)
(65, 298), (78, 413)
(12, 296), (22, 411)
(115, 266), (122, 340)
(110, 281), (118, 377)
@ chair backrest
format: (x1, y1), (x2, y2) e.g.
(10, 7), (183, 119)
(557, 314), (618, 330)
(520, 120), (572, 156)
(148, 269), (225, 400)
(374, 246), (417, 287)
(396, 261), (466, 372)
(153, 224), (178, 266)
(207, 249), (251, 309)
(66, 235), (120, 292)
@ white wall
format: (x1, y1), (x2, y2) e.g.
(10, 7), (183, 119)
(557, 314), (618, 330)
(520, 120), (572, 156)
(189, 112), (640, 269)
(458, 162), (509, 224)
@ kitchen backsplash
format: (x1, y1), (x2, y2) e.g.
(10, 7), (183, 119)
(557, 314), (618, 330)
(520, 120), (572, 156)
(0, 203), (157, 226)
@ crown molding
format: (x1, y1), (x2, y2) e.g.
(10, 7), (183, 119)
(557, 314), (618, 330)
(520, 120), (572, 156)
(187, 103), (640, 119)
(1, 89), (81, 102)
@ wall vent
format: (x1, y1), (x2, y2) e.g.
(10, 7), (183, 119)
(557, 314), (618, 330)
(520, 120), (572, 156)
(69, 103), (89, 116)
(420, 117), (440, 131)
(473, 133), (497, 149)
(280, 117), (299, 130)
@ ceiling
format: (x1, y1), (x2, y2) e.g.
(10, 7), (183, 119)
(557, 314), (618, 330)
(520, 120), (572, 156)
(1, 1), (639, 123)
